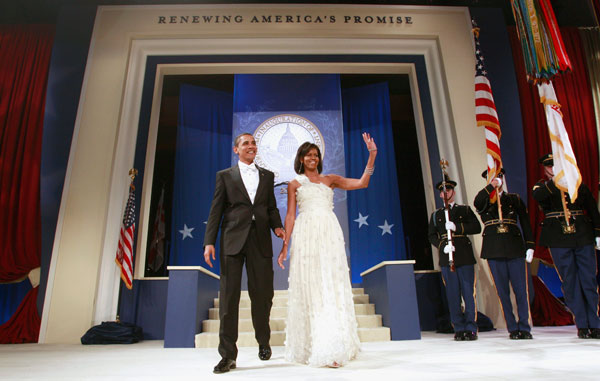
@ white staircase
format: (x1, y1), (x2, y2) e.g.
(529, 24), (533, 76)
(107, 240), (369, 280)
(195, 288), (391, 348)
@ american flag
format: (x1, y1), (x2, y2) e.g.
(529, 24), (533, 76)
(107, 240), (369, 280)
(115, 183), (136, 289)
(473, 20), (503, 201)
(147, 186), (165, 272)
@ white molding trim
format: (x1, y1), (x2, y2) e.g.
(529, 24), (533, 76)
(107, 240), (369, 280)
(90, 36), (460, 325)
(38, 9), (102, 343)
(360, 260), (417, 277)
(166, 266), (220, 280)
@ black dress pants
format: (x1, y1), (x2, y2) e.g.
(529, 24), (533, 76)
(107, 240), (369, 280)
(218, 222), (274, 360)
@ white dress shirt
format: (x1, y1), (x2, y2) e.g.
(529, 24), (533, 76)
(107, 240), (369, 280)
(238, 160), (259, 204)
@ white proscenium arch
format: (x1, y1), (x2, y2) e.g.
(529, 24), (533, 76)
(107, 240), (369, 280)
(94, 36), (463, 325)
(40, 5), (489, 344)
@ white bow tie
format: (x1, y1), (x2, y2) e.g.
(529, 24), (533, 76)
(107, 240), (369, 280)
(240, 163), (258, 172)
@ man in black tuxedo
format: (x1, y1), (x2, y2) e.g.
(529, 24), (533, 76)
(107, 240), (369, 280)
(204, 133), (284, 373)
(428, 177), (481, 341)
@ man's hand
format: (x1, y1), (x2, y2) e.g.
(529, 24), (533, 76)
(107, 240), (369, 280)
(595, 237), (600, 251)
(204, 245), (216, 268)
(274, 227), (286, 242)
(492, 177), (503, 188)
(525, 249), (534, 263)
(277, 247), (288, 269)
(445, 221), (456, 232)
(443, 244), (456, 254)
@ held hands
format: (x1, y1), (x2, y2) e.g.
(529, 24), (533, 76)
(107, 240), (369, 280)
(445, 221), (456, 232)
(492, 177), (503, 188)
(363, 132), (377, 152)
(443, 244), (456, 254)
(274, 227), (286, 243)
(525, 249), (534, 263)
(595, 237), (600, 251)
(277, 247), (288, 269)
(204, 245), (216, 268)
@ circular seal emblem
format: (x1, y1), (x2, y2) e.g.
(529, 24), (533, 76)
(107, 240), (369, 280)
(254, 114), (324, 182)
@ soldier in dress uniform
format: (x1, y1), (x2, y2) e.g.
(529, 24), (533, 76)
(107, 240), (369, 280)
(533, 153), (600, 339)
(474, 168), (534, 340)
(428, 177), (482, 340)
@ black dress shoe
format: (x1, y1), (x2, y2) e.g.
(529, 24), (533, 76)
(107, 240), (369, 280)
(213, 358), (236, 374)
(519, 331), (533, 339)
(258, 345), (272, 360)
(463, 331), (478, 341)
(577, 328), (591, 339)
(509, 331), (520, 340)
(589, 328), (600, 339)
(453, 331), (465, 341)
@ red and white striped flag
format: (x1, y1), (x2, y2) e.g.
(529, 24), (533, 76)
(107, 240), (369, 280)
(147, 186), (165, 272)
(115, 182), (136, 289)
(473, 20), (503, 201)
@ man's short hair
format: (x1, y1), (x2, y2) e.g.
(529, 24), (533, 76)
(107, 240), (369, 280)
(234, 132), (254, 147)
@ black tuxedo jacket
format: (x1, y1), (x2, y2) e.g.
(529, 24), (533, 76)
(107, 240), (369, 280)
(474, 185), (535, 259)
(203, 164), (283, 256)
(428, 204), (481, 267)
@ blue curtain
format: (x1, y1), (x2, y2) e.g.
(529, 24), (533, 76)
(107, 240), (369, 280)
(343, 82), (407, 283)
(0, 281), (31, 325)
(168, 84), (233, 275)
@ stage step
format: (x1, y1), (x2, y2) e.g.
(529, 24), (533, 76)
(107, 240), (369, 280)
(212, 293), (369, 308)
(196, 288), (391, 348)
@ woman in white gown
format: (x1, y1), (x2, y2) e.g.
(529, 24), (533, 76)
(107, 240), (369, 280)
(277, 133), (377, 367)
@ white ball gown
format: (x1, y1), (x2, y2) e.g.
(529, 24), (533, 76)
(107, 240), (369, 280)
(284, 174), (360, 367)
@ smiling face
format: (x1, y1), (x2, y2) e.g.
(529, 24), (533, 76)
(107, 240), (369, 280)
(233, 133), (257, 165)
(294, 142), (323, 174)
(302, 148), (320, 171)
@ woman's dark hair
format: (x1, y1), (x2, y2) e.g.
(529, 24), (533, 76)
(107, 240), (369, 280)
(294, 142), (323, 174)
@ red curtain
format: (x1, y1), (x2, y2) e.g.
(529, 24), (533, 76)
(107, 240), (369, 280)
(531, 276), (574, 326)
(508, 27), (600, 264)
(0, 25), (54, 343)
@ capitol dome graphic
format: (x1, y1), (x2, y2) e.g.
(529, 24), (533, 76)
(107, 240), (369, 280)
(277, 125), (299, 158)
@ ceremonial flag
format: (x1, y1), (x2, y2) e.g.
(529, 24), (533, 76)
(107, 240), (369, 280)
(473, 20), (503, 201)
(147, 186), (165, 273)
(537, 81), (582, 201)
(116, 181), (136, 289)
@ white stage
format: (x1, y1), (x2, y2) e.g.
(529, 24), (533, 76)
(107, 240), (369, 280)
(3, 327), (600, 380)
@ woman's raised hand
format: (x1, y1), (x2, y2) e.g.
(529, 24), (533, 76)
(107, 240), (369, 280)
(362, 132), (377, 152)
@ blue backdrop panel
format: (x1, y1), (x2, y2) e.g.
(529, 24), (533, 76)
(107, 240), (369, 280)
(0, 281), (32, 325)
(232, 74), (348, 289)
(169, 84), (233, 274)
(343, 82), (407, 283)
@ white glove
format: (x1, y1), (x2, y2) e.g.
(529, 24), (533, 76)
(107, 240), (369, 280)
(595, 237), (600, 250)
(443, 244), (456, 254)
(493, 177), (503, 188)
(525, 249), (534, 263)
(445, 221), (456, 231)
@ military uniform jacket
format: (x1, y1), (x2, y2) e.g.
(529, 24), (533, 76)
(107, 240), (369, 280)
(533, 180), (600, 248)
(428, 204), (481, 267)
(474, 184), (535, 259)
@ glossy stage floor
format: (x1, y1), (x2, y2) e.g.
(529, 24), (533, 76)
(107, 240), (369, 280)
(2, 326), (600, 380)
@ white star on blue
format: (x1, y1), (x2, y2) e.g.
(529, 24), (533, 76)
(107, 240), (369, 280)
(354, 212), (369, 228)
(378, 220), (394, 236)
(179, 224), (195, 240)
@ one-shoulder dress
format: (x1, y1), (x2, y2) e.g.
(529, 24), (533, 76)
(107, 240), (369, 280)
(284, 174), (360, 367)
